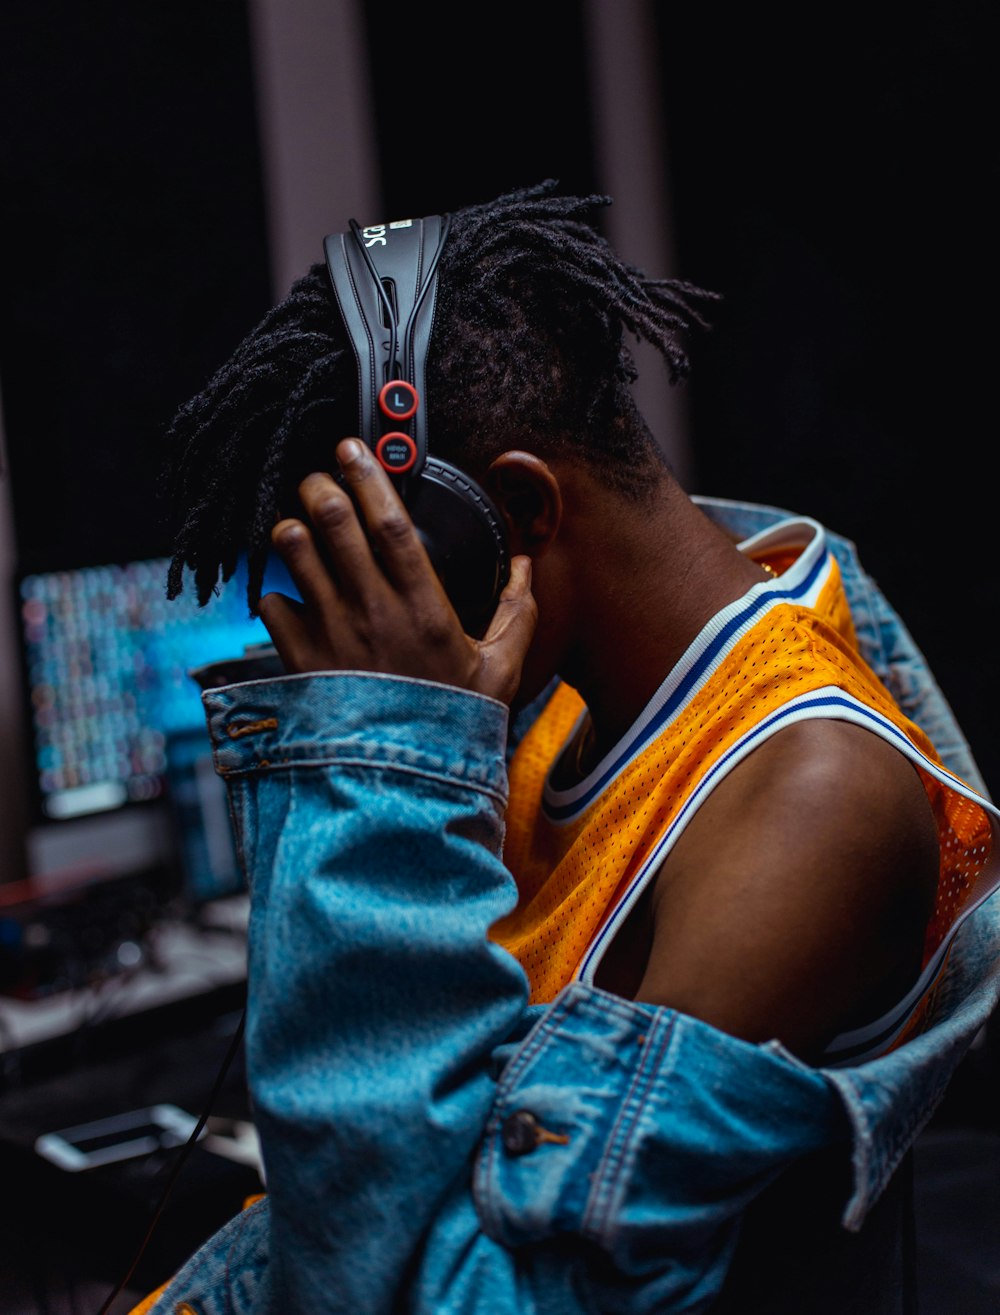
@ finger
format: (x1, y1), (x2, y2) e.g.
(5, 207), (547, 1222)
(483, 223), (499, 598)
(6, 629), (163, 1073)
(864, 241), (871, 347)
(335, 439), (438, 595)
(271, 516), (331, 602)
(258, 590), (308, 669)
(473, 556), (538, 703)
(295, 469), (382, 600)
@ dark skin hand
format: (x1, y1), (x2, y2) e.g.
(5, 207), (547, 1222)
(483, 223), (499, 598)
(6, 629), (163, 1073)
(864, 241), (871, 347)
(259, 439), (537, 705)
(261, 438), (941, 1063)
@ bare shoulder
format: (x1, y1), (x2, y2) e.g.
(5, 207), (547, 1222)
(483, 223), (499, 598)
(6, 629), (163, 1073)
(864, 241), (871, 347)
(633, 718), (941, 1059)
(707, 717), (937, 854)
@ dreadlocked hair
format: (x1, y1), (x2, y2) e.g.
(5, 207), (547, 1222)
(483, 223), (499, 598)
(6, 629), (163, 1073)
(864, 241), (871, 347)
(164, 180), (719, 612)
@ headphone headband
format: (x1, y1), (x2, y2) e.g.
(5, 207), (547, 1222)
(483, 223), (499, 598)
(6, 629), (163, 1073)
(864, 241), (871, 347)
(323, 211), (510, 636)
(324, 214), (448, 478)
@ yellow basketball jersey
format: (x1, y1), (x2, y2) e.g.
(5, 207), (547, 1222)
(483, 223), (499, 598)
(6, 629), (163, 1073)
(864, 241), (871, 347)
(493, 515), (999, 1064)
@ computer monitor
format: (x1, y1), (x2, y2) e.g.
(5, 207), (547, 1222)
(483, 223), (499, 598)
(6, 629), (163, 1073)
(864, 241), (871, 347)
(16, 554), (291, 902)
(19, 556), (275, 818)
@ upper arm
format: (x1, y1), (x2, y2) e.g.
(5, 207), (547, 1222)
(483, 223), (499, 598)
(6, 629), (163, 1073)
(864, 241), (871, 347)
(632, 719), (940, 1061)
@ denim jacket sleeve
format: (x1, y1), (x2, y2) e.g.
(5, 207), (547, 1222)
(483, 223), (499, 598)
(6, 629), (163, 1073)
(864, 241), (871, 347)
(149, 668), (999, 1315)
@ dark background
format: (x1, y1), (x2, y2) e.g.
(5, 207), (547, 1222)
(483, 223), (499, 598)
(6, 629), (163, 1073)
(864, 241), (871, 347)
(656, 5), (999, 805)
(1, 0), (996, 794)
(0, 3), (271, 574)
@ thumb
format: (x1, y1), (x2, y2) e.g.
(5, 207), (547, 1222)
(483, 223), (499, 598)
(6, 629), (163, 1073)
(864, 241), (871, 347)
(473, 556), (538, 703)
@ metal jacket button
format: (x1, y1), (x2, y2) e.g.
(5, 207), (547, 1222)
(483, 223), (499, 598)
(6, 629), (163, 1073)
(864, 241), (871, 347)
(500, 1109), (569, 1157)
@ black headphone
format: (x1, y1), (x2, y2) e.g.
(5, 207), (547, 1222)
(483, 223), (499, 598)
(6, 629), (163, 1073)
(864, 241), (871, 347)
(324, 213), (510, 637)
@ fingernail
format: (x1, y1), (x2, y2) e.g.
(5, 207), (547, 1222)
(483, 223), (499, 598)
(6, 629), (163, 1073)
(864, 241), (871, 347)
(339, 438), (364, 465)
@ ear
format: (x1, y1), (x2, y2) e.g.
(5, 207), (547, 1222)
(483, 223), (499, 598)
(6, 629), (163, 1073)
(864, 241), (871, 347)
(486, 451), (563, 556)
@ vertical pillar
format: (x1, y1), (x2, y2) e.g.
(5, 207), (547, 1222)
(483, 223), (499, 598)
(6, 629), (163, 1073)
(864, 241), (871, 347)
(582, 0), (692, 487)
(246, 0), (382, 298)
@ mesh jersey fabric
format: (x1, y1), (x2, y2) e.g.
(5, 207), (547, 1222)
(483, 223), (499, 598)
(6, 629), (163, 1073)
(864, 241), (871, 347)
(492, 519), (998, 1064)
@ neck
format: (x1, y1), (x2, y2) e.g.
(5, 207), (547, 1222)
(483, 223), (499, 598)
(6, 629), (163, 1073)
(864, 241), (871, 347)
(556, 474), (768, 766)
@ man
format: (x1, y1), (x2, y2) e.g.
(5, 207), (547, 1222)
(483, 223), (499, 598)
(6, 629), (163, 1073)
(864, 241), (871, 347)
(141, 183), (999, 1312)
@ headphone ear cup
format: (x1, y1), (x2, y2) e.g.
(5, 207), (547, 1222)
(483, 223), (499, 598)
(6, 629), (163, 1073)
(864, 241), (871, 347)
(406, 457), (511, 637)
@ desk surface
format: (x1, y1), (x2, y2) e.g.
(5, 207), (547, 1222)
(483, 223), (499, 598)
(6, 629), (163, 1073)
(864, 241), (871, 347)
(0, 894), (248, 1054)
(0, 953), (258, 1300)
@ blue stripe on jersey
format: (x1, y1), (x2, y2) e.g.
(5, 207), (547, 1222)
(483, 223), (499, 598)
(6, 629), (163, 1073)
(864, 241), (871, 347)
(544, 548), (831, 822)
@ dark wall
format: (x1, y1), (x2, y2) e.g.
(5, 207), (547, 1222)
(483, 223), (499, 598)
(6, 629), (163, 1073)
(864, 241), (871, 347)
(0, 1), (271, 574)
(361, 2), (598, 219)
(653, 4), (999, 794)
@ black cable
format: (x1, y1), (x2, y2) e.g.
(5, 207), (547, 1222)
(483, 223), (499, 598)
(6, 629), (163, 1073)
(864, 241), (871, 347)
(94, 1006), (247, 1315)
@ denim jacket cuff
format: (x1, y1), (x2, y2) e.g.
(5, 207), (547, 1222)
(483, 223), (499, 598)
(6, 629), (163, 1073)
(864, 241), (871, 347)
(201, 670), (511, 804)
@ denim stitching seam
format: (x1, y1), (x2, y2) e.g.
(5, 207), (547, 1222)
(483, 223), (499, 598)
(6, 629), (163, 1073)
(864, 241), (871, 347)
(582, 1010), (675, 1243)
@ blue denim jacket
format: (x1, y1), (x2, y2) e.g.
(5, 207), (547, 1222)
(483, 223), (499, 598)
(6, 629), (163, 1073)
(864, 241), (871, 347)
(149, 501), (1000, 1314)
